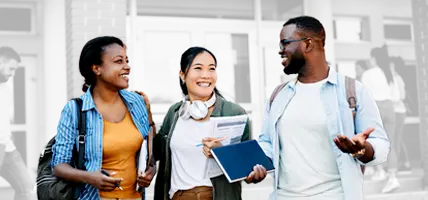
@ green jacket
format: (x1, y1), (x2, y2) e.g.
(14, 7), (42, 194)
(153, 94), (251, 200)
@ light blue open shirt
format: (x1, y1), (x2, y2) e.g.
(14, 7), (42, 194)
(258, 69), (390, 200)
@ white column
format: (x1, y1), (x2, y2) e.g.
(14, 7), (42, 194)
(303, 0), (336, 68)
(250, 0), (265, 140)
(127, 0), (138, 91)
(42, 0), (67, 144)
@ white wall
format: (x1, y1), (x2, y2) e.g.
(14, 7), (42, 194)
(332, 0), (414, 61)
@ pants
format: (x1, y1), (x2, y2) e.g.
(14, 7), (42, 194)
(172, 186), (213, 200)
(376, 100), (397, 170)
(394, 112), (407, 163)
(0, 149), (36, 200)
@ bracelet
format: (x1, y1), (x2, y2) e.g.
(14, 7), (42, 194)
(350, 148), (366, 159)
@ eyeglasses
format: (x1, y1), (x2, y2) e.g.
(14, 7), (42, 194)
(279, 38), (308, 50)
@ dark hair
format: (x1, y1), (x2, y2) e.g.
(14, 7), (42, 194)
(0, 46), (21, 62)
(283, 16), (326, 47)
(389, 56), (406, 74)
(179, 46), (222, 97)
(371, 45), (393, 84)
(356, 59), (369, 70)
(79, 36), (124, 92)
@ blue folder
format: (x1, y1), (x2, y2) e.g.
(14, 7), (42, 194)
(210, 139), (275, 183)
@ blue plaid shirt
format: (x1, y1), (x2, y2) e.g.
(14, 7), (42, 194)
(51, 89), (150, 199)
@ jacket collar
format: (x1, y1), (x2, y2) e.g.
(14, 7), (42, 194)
(286, 67), (338, 90)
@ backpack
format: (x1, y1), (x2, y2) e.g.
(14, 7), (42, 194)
(269, 76), (365, 174)
(36, 98), (87, 200)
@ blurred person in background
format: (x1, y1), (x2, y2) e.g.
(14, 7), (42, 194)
(0, 46), (36, 200)
(361, 45), (399, 193)
(389, 56), (411, 173)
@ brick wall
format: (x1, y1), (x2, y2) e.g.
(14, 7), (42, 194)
(412, 0), (428, 186)
(65, 0), (127, 99)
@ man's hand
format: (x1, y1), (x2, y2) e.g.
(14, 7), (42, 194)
(245, 165), (267, 184)
(334, 127), (375, 162)
(137, 165), (156, 188)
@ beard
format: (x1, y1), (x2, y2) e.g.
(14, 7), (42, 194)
(283, 53), (306, 75)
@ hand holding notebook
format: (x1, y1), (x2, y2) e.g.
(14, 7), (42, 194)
(210, 140), (273, 183)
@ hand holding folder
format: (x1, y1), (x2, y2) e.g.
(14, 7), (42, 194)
(136, 126), (156, 189)
(210, 140), (272, 183)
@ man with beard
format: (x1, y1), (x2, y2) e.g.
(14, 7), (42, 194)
(0, 46), (36, 200)
(256, 16), (390, 200)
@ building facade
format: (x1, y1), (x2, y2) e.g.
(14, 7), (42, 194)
(0, 0), (426, 193)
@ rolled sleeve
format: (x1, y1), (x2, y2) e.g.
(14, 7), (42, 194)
(51, 100), (78, 168)
(355, 86), (390, 166)
(258, 102), (274, 161)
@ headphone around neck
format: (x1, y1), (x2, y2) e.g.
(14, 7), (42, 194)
(179, 93), (216, 120)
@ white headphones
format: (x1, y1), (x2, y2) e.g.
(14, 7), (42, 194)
(179, 93), (216, 120)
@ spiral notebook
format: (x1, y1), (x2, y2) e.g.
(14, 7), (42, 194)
(210, 139), (274, 183)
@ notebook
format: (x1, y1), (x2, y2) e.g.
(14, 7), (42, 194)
(210, 139), (274, 183)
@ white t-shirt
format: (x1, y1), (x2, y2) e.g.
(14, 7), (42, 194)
(276, 79), (344, 200)
(169, 117), (213, 199)
(0, 83), (16, 152)
(361, 67), (391, 101)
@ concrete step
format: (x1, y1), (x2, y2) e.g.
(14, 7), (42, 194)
(364, 175), (423, 195)
(365, 191), (428, 200)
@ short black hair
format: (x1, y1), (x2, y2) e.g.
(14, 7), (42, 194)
(0, 46), (21, 62)
(283, 16), (326, 47)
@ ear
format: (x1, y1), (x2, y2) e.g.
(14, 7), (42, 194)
(304, 39), (314, 53)
(179, 70), (185, 82)
(92, 64), (101, 76)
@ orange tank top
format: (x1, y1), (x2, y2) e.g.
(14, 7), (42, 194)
(99, 110), (143, 199)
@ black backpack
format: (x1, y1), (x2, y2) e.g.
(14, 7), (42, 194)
(36, 98), (87, 200)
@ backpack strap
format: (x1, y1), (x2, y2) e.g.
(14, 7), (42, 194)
(73, 98), (86, 199)
(344, 76), (366, 174)
(345, 76), (357, 127)
(73, 98), (86, 171)
(269, 82), (289, 111)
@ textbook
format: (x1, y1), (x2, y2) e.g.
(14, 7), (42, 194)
(210, 139), (274, 183)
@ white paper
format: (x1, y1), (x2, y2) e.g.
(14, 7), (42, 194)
(138, 139), (148, 174)
(136, 127), (153, 192)
(204, 115), (248, 178)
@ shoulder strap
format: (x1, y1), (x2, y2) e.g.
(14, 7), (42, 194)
(269, 82), (288, 111)
(345, 76), (357, 122)
(73, 98), (86, 171)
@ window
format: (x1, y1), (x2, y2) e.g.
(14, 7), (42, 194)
(336, 61), (357, 79)
(383, 19), (413, 42)
(333, 16), (370, 42)
(0, 3), (35, 35)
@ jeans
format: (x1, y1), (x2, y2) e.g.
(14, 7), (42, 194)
(376, 100), (397, 171)
(395, 113), (410, 162)
(0, 149), (36, 200)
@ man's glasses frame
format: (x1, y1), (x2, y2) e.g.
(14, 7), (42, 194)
(279, 37), (308, 50)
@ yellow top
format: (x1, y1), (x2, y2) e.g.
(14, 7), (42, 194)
(99, 110), (143, 198)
